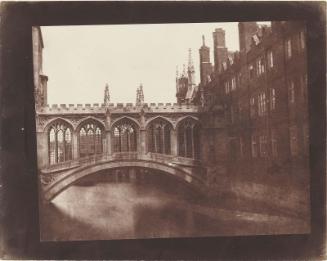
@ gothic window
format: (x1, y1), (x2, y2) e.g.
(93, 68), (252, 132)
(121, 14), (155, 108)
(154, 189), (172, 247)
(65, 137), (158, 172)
(286, 39), (292, 59)
(267, 50), (274, 69)
(237, 72), (242, 88)
(290, 126), (298, 156)
(288, 80), (295, 104)
(258, 92), (267, 116)
(299, 31), (305, 50)
(95, 128), (102, 154)
(271, 130), (278, 157)
(224, 81), (230, 94)
(251, 134), (258, 158)
(259, 134), (268, 157)
(231, 77), (236, 90)
(57, 130), (64, 162)
(250, 97), (256, 118)
(300, 74), (308, 100)
(147, 118), (172, 154)
(270, 88), (276, 110)
(79, 122), (103, 158)
(112, 119), (137, 153)
(48, 121), (73, 165)
(239, 137), (244, 158)
(238, 101), (243, 120)
(185, 124), (193, 157)
(49, 128), (56, 164)
(178, 118), (200, 159)
(230, 106), (235, 123)
(256, 57), (265, 75)
(249, 64), (255, 79)
(262, 93), (267, 114)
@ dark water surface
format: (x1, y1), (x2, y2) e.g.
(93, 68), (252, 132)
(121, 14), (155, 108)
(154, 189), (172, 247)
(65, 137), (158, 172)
(40, 174), (308, 241)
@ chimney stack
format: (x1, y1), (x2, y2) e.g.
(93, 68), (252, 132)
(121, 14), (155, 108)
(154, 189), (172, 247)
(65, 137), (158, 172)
(238, 22), (259, 53)
(199, 35), (213, 85)
(213, 28), (228, 73)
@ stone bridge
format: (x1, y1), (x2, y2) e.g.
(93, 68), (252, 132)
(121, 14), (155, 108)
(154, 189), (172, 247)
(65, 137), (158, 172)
(36, 103), (224, 202)
(40, 152), (207, 201)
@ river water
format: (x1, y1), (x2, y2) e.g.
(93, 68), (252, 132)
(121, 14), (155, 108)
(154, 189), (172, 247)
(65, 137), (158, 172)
(40, 171), (308, 241)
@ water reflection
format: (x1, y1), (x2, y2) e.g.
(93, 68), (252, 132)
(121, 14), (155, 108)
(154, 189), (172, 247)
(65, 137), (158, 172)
(40, 170), (309, 241)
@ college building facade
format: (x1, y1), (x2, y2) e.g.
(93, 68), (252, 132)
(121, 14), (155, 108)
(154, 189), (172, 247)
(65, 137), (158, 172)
(178, 21), (309, 214)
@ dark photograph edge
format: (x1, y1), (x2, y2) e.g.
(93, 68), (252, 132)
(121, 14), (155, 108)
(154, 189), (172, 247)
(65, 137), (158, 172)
(0, 1), (326, 259)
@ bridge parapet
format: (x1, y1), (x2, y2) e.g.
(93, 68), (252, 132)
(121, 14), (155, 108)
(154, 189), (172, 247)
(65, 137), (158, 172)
(37, 103), (201, 115)
(40, 152), (202, 175)
(39, 152), (207, 201)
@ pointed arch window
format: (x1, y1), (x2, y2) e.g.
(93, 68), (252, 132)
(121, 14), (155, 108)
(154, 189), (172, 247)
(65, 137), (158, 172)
(112, 119), (138, 152)
(79, 122), (103, 157)
(147, 118), (172, 154)
(48, 121), (73, 165)
(178, 118), (200, 159)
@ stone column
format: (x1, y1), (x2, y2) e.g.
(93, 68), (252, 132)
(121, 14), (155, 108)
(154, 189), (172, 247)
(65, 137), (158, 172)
(105, 109), (112, 156)
(139, 129), (146, 155)
(106, 130), (111, 155)
(139, 109), (146, 155)
(171, 128), (178, 156)
(72, 131), (78, 160)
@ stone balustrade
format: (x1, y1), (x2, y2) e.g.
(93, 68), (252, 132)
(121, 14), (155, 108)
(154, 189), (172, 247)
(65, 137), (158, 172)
(41, 152), (202, 174)
(37, 103), (202, 115)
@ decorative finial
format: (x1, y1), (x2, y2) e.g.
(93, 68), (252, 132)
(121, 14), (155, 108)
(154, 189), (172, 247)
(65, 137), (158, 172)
(139, 83), (144, 102)
(182, 64), (186, 76)
(136, 83), (144, 105)
(188, 48), (194, 70)
(104, 83), (110, 106)
(202, 35), (205, 46)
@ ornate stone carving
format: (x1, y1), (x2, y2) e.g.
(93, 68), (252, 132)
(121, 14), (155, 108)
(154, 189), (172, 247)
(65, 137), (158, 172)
(39, 171), (64, 187)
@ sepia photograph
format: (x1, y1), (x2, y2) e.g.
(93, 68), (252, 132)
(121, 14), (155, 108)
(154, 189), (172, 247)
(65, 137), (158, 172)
(33, 21), (311, 241)
(1, 0), (326, 259)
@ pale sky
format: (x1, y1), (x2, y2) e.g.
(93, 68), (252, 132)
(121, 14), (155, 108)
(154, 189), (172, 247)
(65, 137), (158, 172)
(41, 22), (270, 105)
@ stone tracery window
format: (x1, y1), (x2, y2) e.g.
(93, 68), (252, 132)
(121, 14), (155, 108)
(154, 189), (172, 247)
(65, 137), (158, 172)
(147, 118), (172, 154)
(79, 122), (103, 158)
(112, 119), (138, 152)
(48, 121), (72, 165)
(178, 118), (200, 159)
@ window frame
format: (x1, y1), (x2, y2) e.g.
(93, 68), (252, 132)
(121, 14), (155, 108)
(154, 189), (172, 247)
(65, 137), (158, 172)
(79, 122), (103, 157)
(267, 50), (274, 69)
(251, 134), (258, 158)
(270, 88), (276, 110)
(286, 38), (292, 59)
(290, 126), (298, 156)
(48, 122), (73, 165)
(288, 80), (295, 104)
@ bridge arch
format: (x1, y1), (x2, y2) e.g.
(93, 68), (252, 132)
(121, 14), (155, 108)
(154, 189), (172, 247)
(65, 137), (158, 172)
(44, 160), (205, 202)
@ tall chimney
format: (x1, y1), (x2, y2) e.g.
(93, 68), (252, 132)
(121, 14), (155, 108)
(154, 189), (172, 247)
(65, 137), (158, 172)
(238, 22), (259, 53)
(199, 35), (213, 85)
(213, 28), (228, 73)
